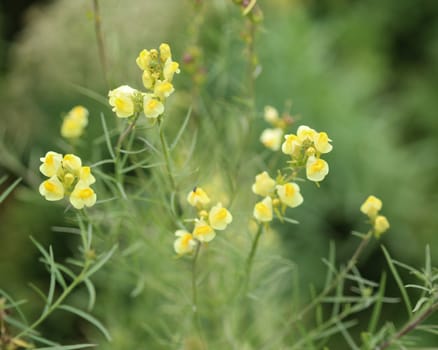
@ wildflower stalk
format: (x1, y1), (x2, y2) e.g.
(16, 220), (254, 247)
(92, 0), (109, 89)
(243, 223), (264, 293)
(16, 262), (90, 339)
(191, 242), (206, 348)
(376, 300), (438, 350)
(158, 116), (182, 215)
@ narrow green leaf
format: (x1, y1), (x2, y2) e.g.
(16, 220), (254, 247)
(0, 175), (8, 186)
(0, 289), (28, 323)
(100, 113), (116, 160)
(28, 283), (47, 303)
(44, 246), (57, 312)
(84, 244), (118, 279)
(0, 177), (22, 203)
(368, 272), (386, 334)
(35, 343), (96, 350)
(282, 217), (299, 225)
(170, 106), (192, 150)
(59, 305), (111, 341)
(381, 245), (413, 317)
(84, 278), (96, 311)
(69, 82), (108, 106)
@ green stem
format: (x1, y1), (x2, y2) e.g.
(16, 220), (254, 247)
(16, 264), (90, 339)
(243, 224), (264, 294)
(92, 0), (109, 90)
(191, 242), (206, 349)
(157, 117), (182, 216)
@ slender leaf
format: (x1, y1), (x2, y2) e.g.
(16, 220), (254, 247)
(100, 113), (116, 160)
(58, 305), (111, 341)
(84, 278), (96, 311)
(84, 244), (118, 279)
(0, 177), (22, 203)
(170, 106), (193, 150)
(35, 343), (96, 350)
(368, 272), (387, 334)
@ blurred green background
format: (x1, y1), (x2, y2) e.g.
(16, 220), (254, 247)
(1, 0), (438, 348)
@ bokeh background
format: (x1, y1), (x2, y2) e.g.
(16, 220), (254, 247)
(1, 0), (438, 348)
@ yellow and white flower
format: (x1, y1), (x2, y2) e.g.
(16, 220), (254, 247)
(108, 85), (137, 118)
(79, 166), (96, 185)
(360, 195), (382, 218)
(136, 49), (151, 70)
(143, 94), (164, 119)
(192, 219), (215, 242)
(163, 59), (180, 82)
(276, 182), (304, 208)
(39, 176), (64, 201)
(61, 106), (89, 139)
(69, 181), (97, 209)
(260, 128), (283, 151)
(154, 80), (174, 100)
(159, 43), (172, 62)
(313, 132), (333, 154)
(174, 230), (196, 255)
(297, 125), (317, 143)
(281, 134), (301, 156)
(252, 171), (276, 197)
(142, 69), (155, 90)
(264, 105), (279, 125)
(253, 196), (273, 222)
(62, 154), (82, 174)
(187, 187), (210, 207)
(306, 156), (329, 182)
(374, 215), (390, 237)
(39, 151), (63, 177)
(208, 203), (232, 230)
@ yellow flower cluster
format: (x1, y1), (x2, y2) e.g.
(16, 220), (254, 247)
(174, 187), (232, 255)
(282, 125), (332, 182)
(60, 105), (89, 139)
(39, 151), (97, 209)
(259, 105), (293, 151)
(252, 171), (303, 222)
(108, 43), (180, 120)
(360, 195), (390, 238)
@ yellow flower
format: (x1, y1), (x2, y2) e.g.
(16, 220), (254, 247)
(69, 181), (97, 209)
(136, 49), (151, 70)
(193, 219), (215, 242)
(187, 187), (210, 207)
(281, 134), (301, 156)
(154, 80), (174, 100)
(159, 43), (172, 62)
(374, 215), (390, 237)
(306, 156), (329, 182)
(297, 125), (317, 142)
(163, 59), (180, 82)
(39, 151), (63, 177)
(264, 105), (279, 125)
(252, 171), (276, 197)
(276, 182), (303, 208)
(208, 203), (232, 230)
(61, 106), (89, 139)
(108, 85), (137, 118)
(360, 195), (382, 218)
(142, 69), (155, 90)
(39, 176), (64, 201)
(62, 154), (82, 174)
(260, 128), (283, 151)
(79, 166), (96, 185)
(253, 196), (273, 222)
(174, 230), (196, 255)
(143, 94), (164, 119)
(313, 132), (333, 154)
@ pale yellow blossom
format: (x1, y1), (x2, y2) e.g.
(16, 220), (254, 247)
(281, 134), (301, 156)
(313, 132), (333, 154)
(360, 195), (382, 218)
(174, 230), (196, 255)
(61, 106), (89, 139)
(163, 59), (180, 82)
(62, 154), (82, 174)
(159, 43), (172, 62)
(79, 166), (96, 185)
(253, 196), (273, 222)
(142, 70), (155, 90)
(306, 156), (329, 182)
(136, 49), (151, 70)
(252, 171), (276, 197)
(260, 128), (283, 151)
(192, 220), (215, 242)
(264, 105), (279, 125)
(208, 203), (232, 230)
(297, 125), (317, 142)
(154, 80), (174, 100)
(69, 181), (97, 209)
(143, 94), (164, 119)
(276, 183), (303, 208)
(374, 215), (390, 237)
(108, 85), (137, 118)
(187, 187), (210, 207)
(39, 176), (64, 201)
(39, 151), (62, 177)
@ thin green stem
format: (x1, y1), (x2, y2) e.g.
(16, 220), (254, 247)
(16, 263), (90, 339)
(243, 224), (264, 294)
(92, 0), (109, 90)
(157, 117), (182, 216)
(191, 242), (206, 349)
